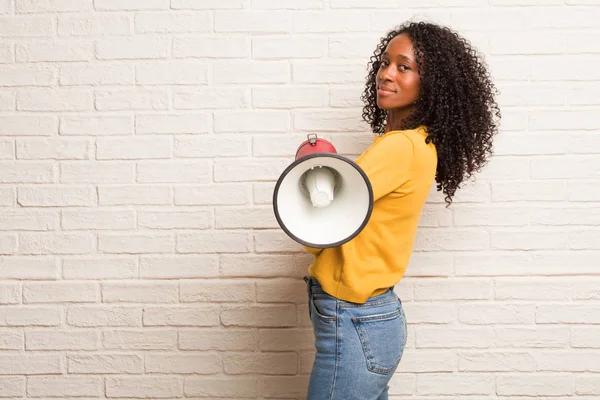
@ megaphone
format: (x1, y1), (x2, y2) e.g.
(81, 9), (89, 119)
(273, 134), (374, 248)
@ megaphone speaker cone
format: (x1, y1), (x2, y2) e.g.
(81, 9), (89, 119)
(273, 152), (374, 248)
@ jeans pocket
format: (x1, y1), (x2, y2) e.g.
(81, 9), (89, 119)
(311, 293), (337, 323)
(351, 307), (407, 375)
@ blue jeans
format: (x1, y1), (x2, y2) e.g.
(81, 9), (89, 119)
(303, 276), (407, 400)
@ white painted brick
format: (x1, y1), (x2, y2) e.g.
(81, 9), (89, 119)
(0, 162), (53, 183)
(252, 86), (328, 108)
(293, 61), (366, 83)
(98, 185), (171, 205)
(96, 37), (169, 60)
(63, 256), (137, 279)
(416, 373), (494, 396)
(16, 138), (88, 160)
(143, 305), (219, 326)
(138, 210), (212, 230)
(16, 0), (92, 12)
(99, 233), (174, 254)
(253, 36), (326, 59)
(60, 162), (134, 183)
(532, 57), (600, 81)
(497, 374), (573, 396)
(62, 210), (135, 230)
(329, 35), (379, 59)
(180, 280), (255, 303)
(135, 12), (210, 33)
(19, 233), (94, 255)
(568, 132), (600, 153)
(215, 11), (291, 33)
(329, 85), (363, 108)
(252, 134), (314, 157)
(173, 0), (244, 8)
(173, 35), (249, 58)
(174, 184), (251, 206)
(572, 328), (600, 348)
(458, 352), (535, 372)
(0, 210), (57, 231)
(0, 329), (20, 349)
(292, 11), (369, 32)
(253, 0), (324, 8)
(294, 110), (369, 132)
(492, 230), (568, 250)
(497, 84), (565, 107)
(451, 9), (528, 31)
(214, 110), (290, 133)
(61, 115), (133, 136)
(58, 14), (131, 36)
(60, 63), (134, 85)
(95, 0), (169, 10)
(0, 307), (60, 326)
(0, 187), (15, 207)
(0, 16), (53, 37)
(536, 351), (600, 372)
(259, 329), (313, 351)
(214, 158), (290, 182)
(102, 282), (178, 303)
(537, 305), (600, 324)
(175, 135), (249, 158)
(173, 87), (248, 109)
(140, 255), (218, 278)
(103, 330), (177, 350)
(573, 280), (600, 300)
(569, 180), (600, 201)
(136, 113), (211, 134)
(416, 327), (493, 348)
(454, 205), (529, 226)
(16, 39), (92, 62)
(222, 304), (296, 327)
(95, 88), (169, 111)
(495, 278), (570, 300)
(17, 88), (92, 112)
(0, 0), (11, 13)
(261, 376), (307, 398)
(492, 181), (566, 202)
(220, 254), (299, 278)
(23, 281), (98, 303)
(0, 377), (24, 397)
(460, 304), (535, 324)
(136, 160), (212, 183)
(0, 283), (20, 304)
(531, 110), (599, 131)
(177, 231), (252, 253)
(491, 32), (565, 55)
(136, 60), (208, 85)
(0, 234), (16, 254)
(397, 351), (454, 373)
(68, 354), (143, 374)
(577, 375), (600, 395)
(494, 132), (566, 156)
(414, 228), (490, 251)
(214, 60), (289, 84)
(253, 182), (276, 204)
(18, 185), (94, 207)
(216, 206), (278, 229)
(96, 136), (171, 160)
(256, 278), (310, 304)
(570, 230), (600, 250)
(146, 353), (219, 374)
(67, 306), (141, 327)
(414, 279), (492, 301)
(179, 329), (257, 351)
(405, 253), (453, 277)
(106, 376), (182, 398)
(0, 89), (15, 110)
(0, 355), (61, 374)
(225, 352), (297, 375)
(26, 330), (99, 350)
(0, 42), (14, 62)
(532, 207), (600, 226)
(254, 230), (301, 253)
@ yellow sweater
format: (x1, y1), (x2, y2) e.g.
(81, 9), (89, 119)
(304, 126), (437, 304)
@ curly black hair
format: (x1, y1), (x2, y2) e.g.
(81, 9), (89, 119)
(361, 21), (501, 205)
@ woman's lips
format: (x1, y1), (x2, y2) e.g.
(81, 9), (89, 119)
(377, 86), (396, 96)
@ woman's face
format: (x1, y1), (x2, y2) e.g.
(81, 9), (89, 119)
(375, 33), (421, 112)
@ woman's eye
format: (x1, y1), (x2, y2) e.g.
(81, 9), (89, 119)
(399, 65), (409, 71)
(379, 60), (389, 67)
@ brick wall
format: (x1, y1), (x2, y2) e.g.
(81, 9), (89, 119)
(0, 0), (599, 398)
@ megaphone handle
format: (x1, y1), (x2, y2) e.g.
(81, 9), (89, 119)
(307, 133), (317, 145)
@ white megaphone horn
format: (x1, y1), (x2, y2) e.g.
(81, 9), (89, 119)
(272, 134), (374, 248)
